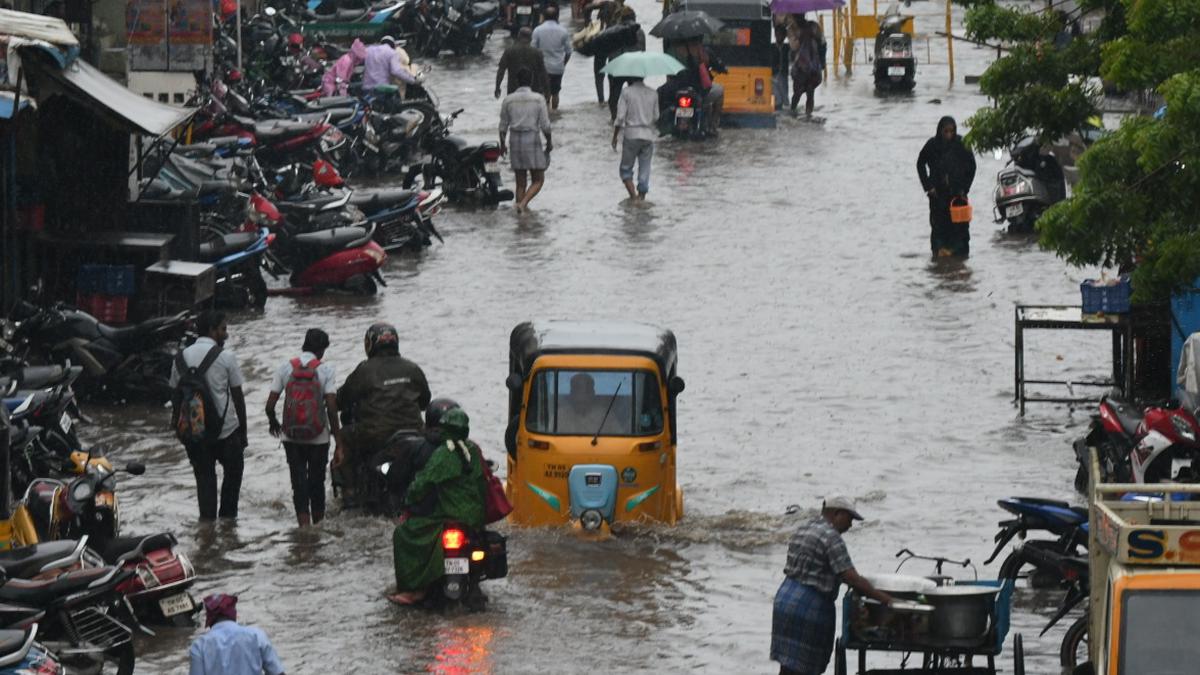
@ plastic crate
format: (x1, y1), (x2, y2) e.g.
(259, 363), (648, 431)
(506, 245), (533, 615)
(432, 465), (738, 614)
(75, 265), (106, 295)
(1081, 276), (1132, 314)
(103, 265), (136, 296)
(75, 293), (128, 325)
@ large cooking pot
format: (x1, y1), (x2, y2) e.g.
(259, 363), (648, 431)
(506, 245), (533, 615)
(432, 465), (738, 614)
(924, 585), (1000, 641)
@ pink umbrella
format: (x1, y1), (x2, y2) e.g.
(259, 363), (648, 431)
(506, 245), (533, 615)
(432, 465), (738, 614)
(769, 0), (845, 13)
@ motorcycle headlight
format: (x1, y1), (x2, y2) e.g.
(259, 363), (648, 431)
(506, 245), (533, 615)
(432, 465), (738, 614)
(71, 479), (94, 503)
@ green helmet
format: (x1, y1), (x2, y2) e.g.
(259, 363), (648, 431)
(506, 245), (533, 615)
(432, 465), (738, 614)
(441, 407), (470, 441)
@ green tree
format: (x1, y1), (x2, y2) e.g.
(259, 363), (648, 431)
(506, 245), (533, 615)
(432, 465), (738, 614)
(1037, 0), (1200, 301)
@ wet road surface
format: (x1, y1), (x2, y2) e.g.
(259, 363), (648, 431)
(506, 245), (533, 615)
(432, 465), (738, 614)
(83, 1), (1113, 671)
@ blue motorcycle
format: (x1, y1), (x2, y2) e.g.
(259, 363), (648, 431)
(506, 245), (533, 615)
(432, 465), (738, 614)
(983, 497), (1088, 589)
(198, 227), (275, 308)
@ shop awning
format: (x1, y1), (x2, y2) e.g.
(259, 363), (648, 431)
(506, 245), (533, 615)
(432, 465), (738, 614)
(22, 49), (195, 137)
(0, 8), (77, 46)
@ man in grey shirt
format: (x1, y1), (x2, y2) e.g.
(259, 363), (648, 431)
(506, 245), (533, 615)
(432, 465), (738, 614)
(611, 76), (658, 201)
(170, 311), (248, 520)
(531, 5), (571, 110)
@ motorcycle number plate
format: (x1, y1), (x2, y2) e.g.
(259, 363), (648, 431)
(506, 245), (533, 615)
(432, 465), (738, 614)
(159, 593), (194, 617)
(484, 161), (499, 173)
(447, 6), (461, 19)
(517, 5), (532, 13)
(676, 107), (694, 119)
(60, 412), (72, 434)
(887, 66), (905, 76)
(1007, 203), (1024, 217)
(444, 557), (469, 574)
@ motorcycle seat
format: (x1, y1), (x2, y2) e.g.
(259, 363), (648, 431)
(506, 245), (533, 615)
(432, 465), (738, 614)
(252, 120), (321, 141)
(293, 107), (357, 125)
(96, 314), (184, 347)
(348, 187), (418, 211)
(18, 365), (65, 389)
(101, 532), (178, 565)
(0, 540), (82, 579)
(311, 95), (357, 108)
(1107, 397), (1144, 437)
(0, 567), (114, 605)
(279, 194), (347, 213)
(293, 226), (370, 249)
(198, 232), (261, 262)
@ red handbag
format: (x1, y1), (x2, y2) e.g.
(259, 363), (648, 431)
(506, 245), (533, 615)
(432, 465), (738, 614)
(482, 461), (513, 524)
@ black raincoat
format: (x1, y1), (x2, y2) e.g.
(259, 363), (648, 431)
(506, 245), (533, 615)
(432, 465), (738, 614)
(916, 116), (977, 256)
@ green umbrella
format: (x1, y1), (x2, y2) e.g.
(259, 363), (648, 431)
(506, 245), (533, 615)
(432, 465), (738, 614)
(600, 52), (687, 78)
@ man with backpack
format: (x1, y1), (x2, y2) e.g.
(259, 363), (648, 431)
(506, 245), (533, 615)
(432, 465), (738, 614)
(265, 329), (341, 527)
(170, 311), (248, 521)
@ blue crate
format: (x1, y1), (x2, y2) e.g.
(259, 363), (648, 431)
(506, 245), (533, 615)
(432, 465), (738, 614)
(1081, 276), (1132, 314)
(103, 265), (136, 296)
(75, 264), (106, 294)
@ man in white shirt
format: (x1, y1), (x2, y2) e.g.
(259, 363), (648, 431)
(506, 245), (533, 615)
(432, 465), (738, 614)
(611, 76), (659, 201)
(170, 311), (248, 521)
(531, 5), (571, 110)
(265, 329), (341, 527)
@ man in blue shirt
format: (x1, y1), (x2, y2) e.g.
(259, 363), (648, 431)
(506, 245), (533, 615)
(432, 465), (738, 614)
(190, 594), (286, 675)
(531, 5), (571, 110)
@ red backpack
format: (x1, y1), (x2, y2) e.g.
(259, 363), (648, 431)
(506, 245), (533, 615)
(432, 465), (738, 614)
(283, 358), (325, 441)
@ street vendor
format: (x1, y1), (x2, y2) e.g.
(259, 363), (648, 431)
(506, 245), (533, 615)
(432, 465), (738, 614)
(771, 496), (893, 675)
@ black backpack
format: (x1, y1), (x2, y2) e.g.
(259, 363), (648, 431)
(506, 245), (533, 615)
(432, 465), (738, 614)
(172, 345), (227, 446)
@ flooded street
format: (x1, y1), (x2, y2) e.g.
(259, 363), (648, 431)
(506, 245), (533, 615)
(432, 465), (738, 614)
(83, 2), (1111, 671)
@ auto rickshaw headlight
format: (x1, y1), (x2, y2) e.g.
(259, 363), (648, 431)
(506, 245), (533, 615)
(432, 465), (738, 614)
(580, 509), (604, 531)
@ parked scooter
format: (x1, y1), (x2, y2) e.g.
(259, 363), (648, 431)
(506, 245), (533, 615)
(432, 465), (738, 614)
(872, 3), (915, 91)
(197, 227), (275, 308)
(992, 137), (1066, 233)
(8, 301), (191, 404)
(983, 497), (1088, 589)
(1072, 395), (1200, 494)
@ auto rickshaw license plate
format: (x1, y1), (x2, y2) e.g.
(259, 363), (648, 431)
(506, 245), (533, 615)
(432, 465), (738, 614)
(444, 558), (469, 574)
(159, 593), (194, 617)
(676, 108), (694, 119)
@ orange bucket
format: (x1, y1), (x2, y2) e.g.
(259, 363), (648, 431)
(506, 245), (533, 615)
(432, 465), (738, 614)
(949, 196), (973, 224)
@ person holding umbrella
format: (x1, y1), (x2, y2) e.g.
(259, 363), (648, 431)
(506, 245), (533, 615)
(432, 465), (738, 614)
(768, 0), (839, 117)
(603, 51), (685, 200)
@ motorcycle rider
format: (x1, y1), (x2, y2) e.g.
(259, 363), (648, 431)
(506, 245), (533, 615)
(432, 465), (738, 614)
(388, 407), (486, 605)
(370, 397), (460, 515)
(321, 38), (367, 97)
(363, 36), (419, 96)
(333, 323), (431, 506)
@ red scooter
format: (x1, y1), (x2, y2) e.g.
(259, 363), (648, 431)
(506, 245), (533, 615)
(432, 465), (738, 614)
(246, 193), (388, 295)
(1072, 395), (1200, 493)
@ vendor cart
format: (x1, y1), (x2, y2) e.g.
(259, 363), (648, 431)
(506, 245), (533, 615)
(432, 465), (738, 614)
(834, 551), (1017, 675)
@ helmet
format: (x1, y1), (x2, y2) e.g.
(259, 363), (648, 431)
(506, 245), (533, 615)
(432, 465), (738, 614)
(380, 35), (396, 47)
(364, 322), (399, 356)
(425, 398), (460, 429)
(287, 32), (304, 49)
(440, 407), (469, 441)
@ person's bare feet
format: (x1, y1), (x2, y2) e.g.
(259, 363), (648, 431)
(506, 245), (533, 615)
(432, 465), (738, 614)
(387, 591), (425, 605)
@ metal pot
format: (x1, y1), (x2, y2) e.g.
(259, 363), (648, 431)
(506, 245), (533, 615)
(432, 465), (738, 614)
(924, 585), (999, 641)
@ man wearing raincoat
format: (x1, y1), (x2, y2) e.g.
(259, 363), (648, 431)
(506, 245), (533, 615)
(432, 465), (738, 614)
(321, 39), (367, 97)
(388, 408), (486, 605)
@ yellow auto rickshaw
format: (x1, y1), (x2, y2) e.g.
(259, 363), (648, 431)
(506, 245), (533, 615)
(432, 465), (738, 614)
(673, 0), (777, 127)
(504, 321), (685, 530)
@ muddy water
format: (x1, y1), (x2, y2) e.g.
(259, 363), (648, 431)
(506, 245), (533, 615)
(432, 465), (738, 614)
(82, 1), (1112, 672)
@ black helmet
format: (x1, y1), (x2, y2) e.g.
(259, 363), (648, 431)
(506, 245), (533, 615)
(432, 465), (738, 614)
(425, 397), (460, 429)
(364, 322), (399, 357)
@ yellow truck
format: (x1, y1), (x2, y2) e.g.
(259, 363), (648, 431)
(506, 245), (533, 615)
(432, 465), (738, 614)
(1080, 449), (1200, 674)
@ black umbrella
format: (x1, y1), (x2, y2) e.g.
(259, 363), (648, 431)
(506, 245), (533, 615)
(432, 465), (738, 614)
(649, 10), (726, 40)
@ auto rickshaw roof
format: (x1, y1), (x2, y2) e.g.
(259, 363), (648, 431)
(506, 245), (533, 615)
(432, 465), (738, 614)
(510, 320), (678, 377)
(679, 0), (771, 21)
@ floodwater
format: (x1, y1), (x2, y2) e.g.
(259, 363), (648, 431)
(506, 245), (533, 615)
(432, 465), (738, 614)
(81, 1), (1114, 672)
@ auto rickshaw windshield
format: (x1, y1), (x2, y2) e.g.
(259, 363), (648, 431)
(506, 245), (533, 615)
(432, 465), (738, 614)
(526, 369), (664, 437)
(1119, 589), (1200, 673)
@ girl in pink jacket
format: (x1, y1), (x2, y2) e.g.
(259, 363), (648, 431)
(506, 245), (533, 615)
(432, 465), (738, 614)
(321, 39), (367, 97)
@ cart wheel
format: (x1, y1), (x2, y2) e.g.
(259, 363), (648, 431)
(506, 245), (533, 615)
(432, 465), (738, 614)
(834, 642), (847, 675)
(1013, 633), (1025, 675)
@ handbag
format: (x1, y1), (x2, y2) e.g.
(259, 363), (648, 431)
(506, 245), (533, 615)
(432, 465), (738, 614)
(482, 460), (513, 524)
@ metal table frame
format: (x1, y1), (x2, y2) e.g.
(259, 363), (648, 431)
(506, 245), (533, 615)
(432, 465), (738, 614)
(1014, 305), (1134, 414)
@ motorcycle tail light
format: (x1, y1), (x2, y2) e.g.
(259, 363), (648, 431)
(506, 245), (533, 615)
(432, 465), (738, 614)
(471, 550), (485, 562)
(482, 147), (501, 162)
(442, 529), (465, 550)
(677, 96), (693, 108)
(754, 78), (764, 97)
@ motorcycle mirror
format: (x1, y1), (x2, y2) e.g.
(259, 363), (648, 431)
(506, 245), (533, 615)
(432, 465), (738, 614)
(668, 376), (686, 396)
(505, 373), (523, 391)
(126, 462), (147, 476)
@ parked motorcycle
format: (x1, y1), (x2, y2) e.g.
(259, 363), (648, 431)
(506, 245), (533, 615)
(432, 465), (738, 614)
(1037, 554), (1090, 670)
(508, 0), (539, 34)
(405, 94), (512, 205)
(992, 136), (1066, 233)
(418, 0), (498, 56)
(0, 625), (65, 674)
(872, 5), (915, 91)
(1071, 395), (1200, 494)
(983, 497), (1088, 589)
(9, 301), (191, 404)
(197, 227), (275, 308)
